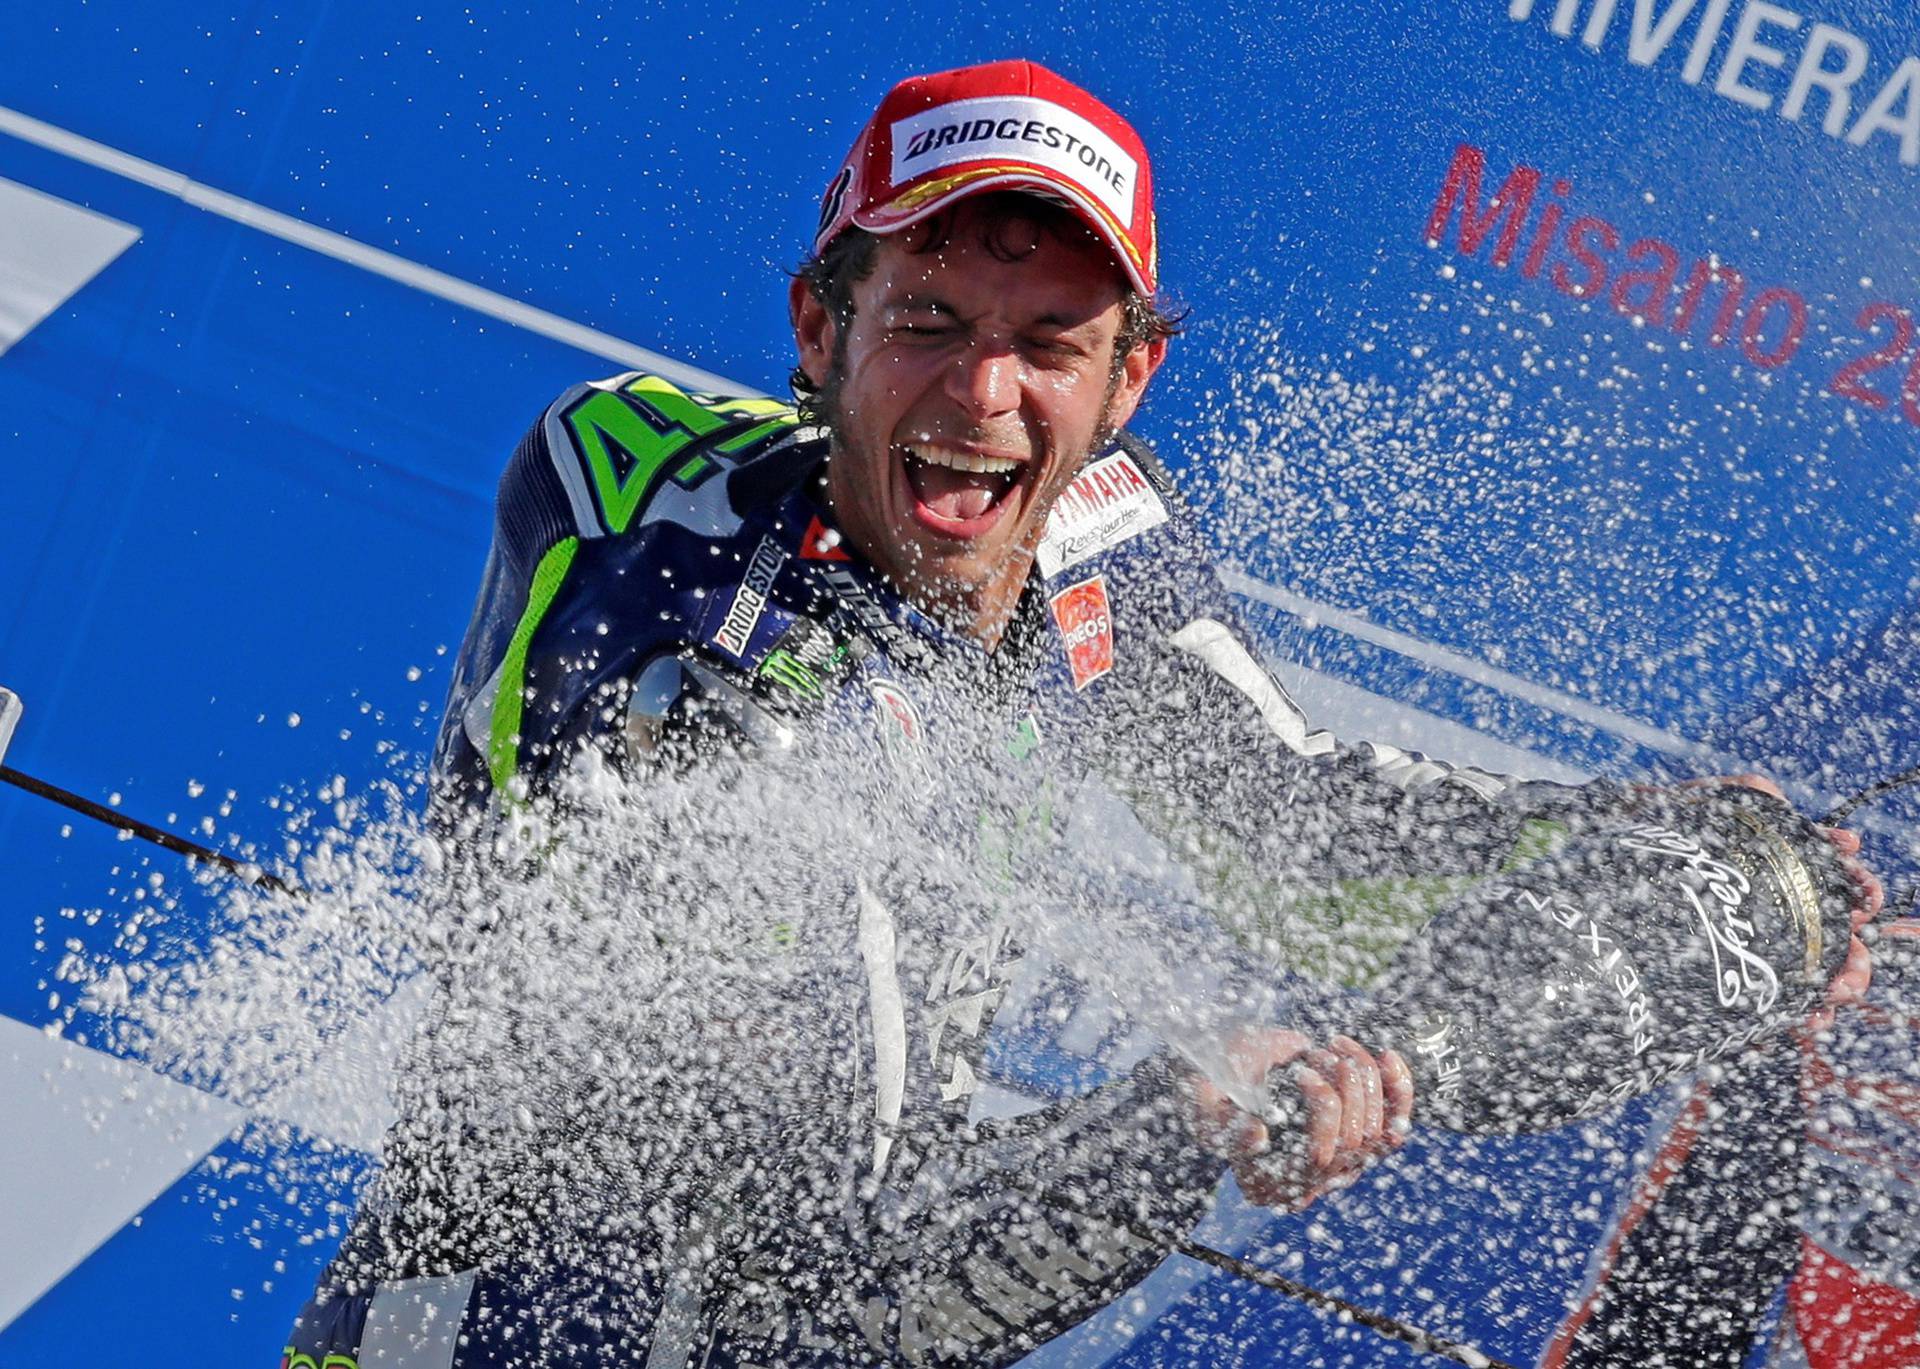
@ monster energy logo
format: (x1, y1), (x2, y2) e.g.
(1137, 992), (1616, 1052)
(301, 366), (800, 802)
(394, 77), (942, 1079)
(760, 648), (826, 700)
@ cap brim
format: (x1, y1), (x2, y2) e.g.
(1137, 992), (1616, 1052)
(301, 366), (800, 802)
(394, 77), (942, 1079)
(854, 165), (1154, 296)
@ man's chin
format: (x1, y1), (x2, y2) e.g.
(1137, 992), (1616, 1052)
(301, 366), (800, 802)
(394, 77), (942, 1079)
(888, 536), (1013, 602)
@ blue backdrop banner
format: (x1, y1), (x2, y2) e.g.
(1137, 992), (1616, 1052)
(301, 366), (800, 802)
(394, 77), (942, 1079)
(2, 3), (1915, 1364)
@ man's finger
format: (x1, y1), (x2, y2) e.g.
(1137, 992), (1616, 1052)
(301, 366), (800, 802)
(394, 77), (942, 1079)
(1186, 1074), (1267, 1157)
(1849, 863), (1885, 926)
(1825, 934), (1871, 1008)
(1381, 1050), (1414, 1143)
(1732, 772), (1787, 800)
(1816, 827), (1883, 930)
(1221, 1101), (1269, 1159)
(1229, 1028), (1309, 1081)
(1336, 1056), (1367, 1152)
(1331, 1036), (1384, 1142)
(1303, 1049), (1363, 1153)
(1296, 1065), (1341, 1171)
(1821, 825), (1862, 856)
(1681, 772), (1786, 801)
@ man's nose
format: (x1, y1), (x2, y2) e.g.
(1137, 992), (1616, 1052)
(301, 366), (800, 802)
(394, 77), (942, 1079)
(944, 341), (1021, 419)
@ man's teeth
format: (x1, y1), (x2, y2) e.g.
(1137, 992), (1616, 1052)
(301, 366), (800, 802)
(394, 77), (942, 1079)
(904, 442), (1022, 475)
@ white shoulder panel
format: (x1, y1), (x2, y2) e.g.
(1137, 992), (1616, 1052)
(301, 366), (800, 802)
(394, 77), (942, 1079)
(1360, 741), (1517, 799)
(1168, 618), (1334, 757)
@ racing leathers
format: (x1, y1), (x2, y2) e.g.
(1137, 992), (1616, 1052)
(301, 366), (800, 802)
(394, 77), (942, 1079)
(288, 370), (1856, 1368)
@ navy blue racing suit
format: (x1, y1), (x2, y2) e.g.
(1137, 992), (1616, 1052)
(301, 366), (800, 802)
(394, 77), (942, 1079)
(287, 371), (1854, 1368)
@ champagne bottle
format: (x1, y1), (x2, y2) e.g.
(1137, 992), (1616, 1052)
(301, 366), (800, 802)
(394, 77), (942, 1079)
(1357, 790), (1853, 1132)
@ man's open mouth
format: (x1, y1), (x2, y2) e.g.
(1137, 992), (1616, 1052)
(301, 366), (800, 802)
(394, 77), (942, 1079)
(900, 441), (1027, 537)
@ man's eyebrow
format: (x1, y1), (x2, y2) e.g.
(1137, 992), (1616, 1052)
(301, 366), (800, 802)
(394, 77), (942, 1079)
(878, 296), (1101, 331)
(882, 293), (959, 314)
(1029, 311), (1100, 331)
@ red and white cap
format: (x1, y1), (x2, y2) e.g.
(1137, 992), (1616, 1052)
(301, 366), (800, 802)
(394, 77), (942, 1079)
(813, 59), (1158, 296)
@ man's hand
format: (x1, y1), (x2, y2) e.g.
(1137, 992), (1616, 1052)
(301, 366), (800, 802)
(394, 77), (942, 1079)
(1184, 1029), (1413, 1212)
(1685, 773), (1881, 1027)
(1810, 824), (1877, 1023)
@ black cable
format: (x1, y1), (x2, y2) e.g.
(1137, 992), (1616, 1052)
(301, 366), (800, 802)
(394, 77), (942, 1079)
(1161, 1230), (1514, 1368)
(1821, 762), (1920, 827)
(1040, 1190), (1513, 1368)
(0, 763), (301, 897)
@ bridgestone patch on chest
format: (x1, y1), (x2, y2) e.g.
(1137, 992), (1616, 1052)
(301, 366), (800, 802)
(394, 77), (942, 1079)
(711, 536), (789, 660)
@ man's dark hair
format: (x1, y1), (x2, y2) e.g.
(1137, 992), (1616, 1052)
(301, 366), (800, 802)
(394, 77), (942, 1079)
(789, 193), (1184, 424)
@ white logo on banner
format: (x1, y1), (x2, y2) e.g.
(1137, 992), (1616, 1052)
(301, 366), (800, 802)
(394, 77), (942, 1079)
(890, 96), (1138, 223)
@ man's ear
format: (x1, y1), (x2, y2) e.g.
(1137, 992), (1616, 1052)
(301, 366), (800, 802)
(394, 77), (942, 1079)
(1104, 335), (1168, 432)
(790, 275), (835, 391)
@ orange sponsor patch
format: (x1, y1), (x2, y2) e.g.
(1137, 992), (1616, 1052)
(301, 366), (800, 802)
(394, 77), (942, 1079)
(1048, 575), (1114, 691)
